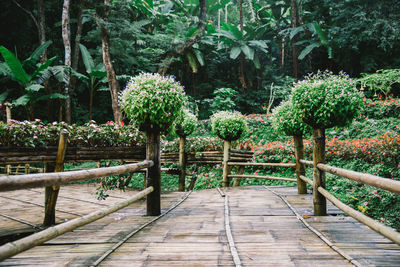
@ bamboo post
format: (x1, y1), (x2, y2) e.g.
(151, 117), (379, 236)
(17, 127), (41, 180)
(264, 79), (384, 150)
(312, 128), (326, 216)
(294, 135), (307, 194)
(146, 130), (161, 216)
(24, 164), (30, 174)
(43, 129), (68, 226)
(232, 166), (245, 187)
(222, 140), (232, 188)
(178, 136), (186, 191)
(5, 103), (11, 175)
(0, 187), (153, 261)
(5, 102), (11, 124)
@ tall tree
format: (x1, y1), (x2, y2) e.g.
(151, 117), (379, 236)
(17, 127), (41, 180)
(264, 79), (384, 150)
(62, 0), (72, 123)
(157, 0), (207, 75)
(99, 0), (122, 123)
(70, 0), (85, 94)
(291, 0), (299, 79)
(238, 0), (246, 90)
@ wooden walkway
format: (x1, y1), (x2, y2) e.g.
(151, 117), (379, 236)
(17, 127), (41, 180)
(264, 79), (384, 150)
(0, 185), (399, 266)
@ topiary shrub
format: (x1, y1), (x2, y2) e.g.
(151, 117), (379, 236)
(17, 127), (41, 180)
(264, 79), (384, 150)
(173, 109), (198, 137)
(211, 111), (248, 141)
(271, 100), (310, 137)
(292, 71), (363, 129)
(119, 73), (185, 132)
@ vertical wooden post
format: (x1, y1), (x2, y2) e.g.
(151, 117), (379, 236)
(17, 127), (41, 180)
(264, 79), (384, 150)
(312, 128), (326, 216)
(43, 129), (68, 226)
(232, 166), (245, 187)
(5, 103), (11, 175)
(5, 102), (12, 124)
(178, 136), (186, 191)
(294, 135), (307, 194)
(24, 164), (30, 174)
(222, 140), (231, 188)
(146, 130), (161, 216)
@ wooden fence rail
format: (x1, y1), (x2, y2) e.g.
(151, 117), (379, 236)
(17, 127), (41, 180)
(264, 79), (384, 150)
(0, 187), (154, 261)
(0, 161), (154, 192)
(299, 159), (400, 245)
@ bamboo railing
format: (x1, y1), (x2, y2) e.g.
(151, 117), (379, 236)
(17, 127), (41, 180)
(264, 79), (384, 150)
(298, 161), (400, 245)
(0, 158), (156, 261)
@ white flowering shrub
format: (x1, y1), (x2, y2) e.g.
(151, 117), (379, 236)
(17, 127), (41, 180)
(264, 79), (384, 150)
(211, 111), (248, 141)
(173, 109), (198, 137)
(119, 73), (185, 132)
(272, 100), (310, 136)
(292, 71), (363, 129)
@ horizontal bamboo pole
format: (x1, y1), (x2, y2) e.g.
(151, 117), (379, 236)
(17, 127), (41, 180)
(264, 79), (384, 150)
(299, 159), (313, 167)
(230, 148), (253, 154)
(227, 162), (296, 168)
(228, 174), (297, 182)
(317, 186), (400, 245)
(0, 161), (153, 192)
(0, 187), (153, 261)
(317, 163), (400, 194)
(299, 175), (313, 186)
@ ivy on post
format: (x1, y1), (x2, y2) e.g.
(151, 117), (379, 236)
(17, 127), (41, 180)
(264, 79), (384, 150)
(292, 71), (363, 216)
(43, 129), (68, 226)
(173, 109), (197, 191)
(271, 100), (309, 194)
(211, 111), (248, 188)
(120, 73), (185, 216)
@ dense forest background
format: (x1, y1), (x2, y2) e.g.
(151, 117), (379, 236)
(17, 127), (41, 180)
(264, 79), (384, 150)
(1, 0), (400, 123)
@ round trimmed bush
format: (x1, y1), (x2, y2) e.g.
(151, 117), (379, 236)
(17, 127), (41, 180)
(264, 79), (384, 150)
(211, 111), (248, 141)
(119, 73), (185, 132)
(173, 109), (198, 137)
(272, 100), (310, 136)
(292, 71), (363, 129)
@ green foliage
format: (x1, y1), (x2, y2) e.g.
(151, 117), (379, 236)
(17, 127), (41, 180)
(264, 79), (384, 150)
(358, 69), (400, 98)
(0, 120), (144, 147)
(292, 71), (363, 129)
(0, 43), (63, 109)
(173, 109), (198, 137)
(119, 73), (185, 132)
(203, 88), (237, 114)
(362, 98), (400, 119)
(271, 100), (310, 137)
(211, 111), (248, 141)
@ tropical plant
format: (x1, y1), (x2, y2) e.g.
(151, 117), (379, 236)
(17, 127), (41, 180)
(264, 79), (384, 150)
(291, 71), (363, 129)
(271, 100), (310, 137)
(119, 73), (185, 132)
(216, 22), (269, 69)
(72, 44), (108, 121)
(0, 41), (65, 119)
(203, 87), (237, 114)
(211, 110), (248, 141)
(358, 69), (400, 99)
(173, 109), (198, 137)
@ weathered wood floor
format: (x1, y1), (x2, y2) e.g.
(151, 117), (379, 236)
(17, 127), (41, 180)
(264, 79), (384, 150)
(0, 185), (399, 266)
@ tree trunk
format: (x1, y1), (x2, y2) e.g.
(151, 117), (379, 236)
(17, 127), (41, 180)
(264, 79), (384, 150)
(100, 0), (122, 123)
(238, 0), (247, 90)
(70, 0), (85, 94)
(291, 0), (299, 79)
(37, 0), (54, 122)
(157, 0), (206, 75)
(62, 0), (72, 123)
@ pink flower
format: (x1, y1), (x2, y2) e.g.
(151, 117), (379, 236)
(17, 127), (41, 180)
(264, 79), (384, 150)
(380, 218), (385, 222)
(33, 136), (37, 139)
